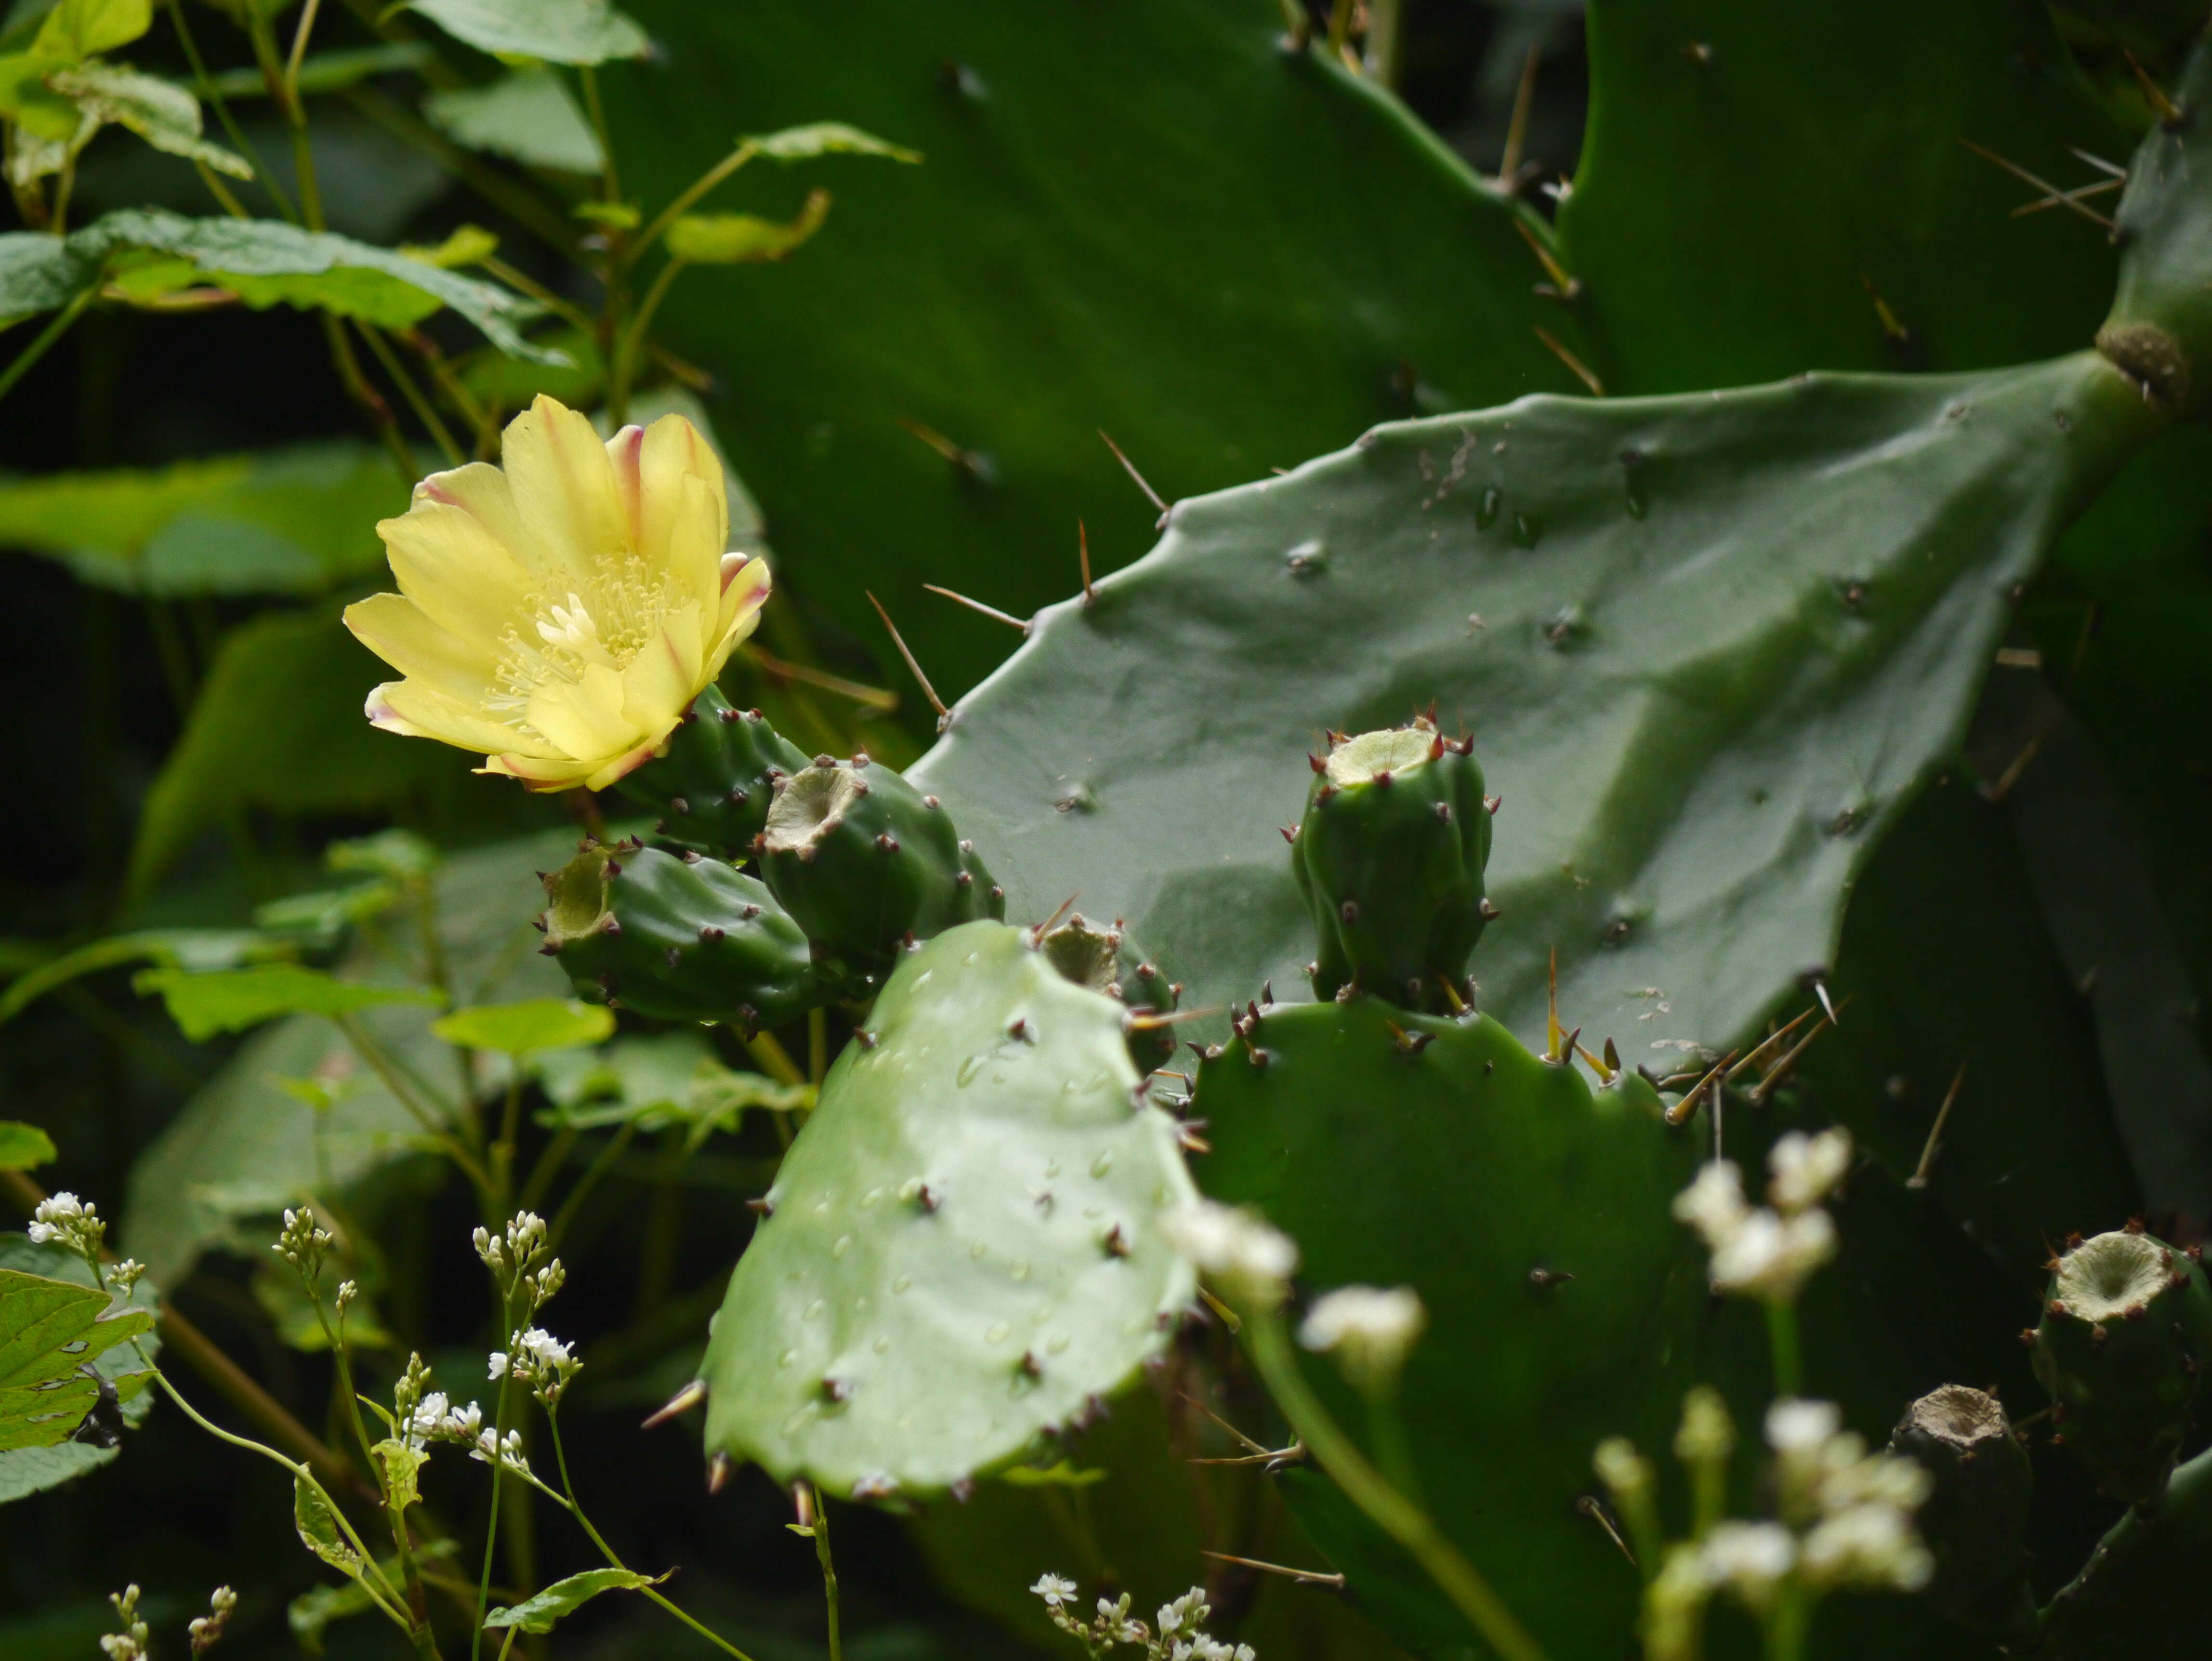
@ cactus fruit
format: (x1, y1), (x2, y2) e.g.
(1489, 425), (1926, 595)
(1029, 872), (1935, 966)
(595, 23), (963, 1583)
(1033, 911), (1181, 1069)
(758, 756), (1004, 980)
(1194, 994), (1704, 1658)
(1290, 716), (1491, 1013)
(613, 686), (810, 860)
(540, 841), (830, 1032)
(698, 920), (1198, 1499)
(2030, 1226), (2212, 1505)
(1886, 1385), (2035, 1640)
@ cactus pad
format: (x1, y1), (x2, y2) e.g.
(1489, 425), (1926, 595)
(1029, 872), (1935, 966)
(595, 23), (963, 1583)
(1193, 994), (1704, 1658)
(699, 920), (1197, 1499)
(540, 842), (830, 1032)
(1291, 716), (1492, 1011)
(614, 686), (810, 860)
(2031, 1226), (2212, 1504)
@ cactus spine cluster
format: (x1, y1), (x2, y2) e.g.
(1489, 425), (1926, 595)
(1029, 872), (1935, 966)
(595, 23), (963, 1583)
(2030, 1226), (2212, 1504)
(1290, 715), (1494, 1013)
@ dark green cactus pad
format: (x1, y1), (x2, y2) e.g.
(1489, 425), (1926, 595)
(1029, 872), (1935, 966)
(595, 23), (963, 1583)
(2040, 1441), (2212, 1661)
(2097, 31), (2212, 415)
(759, 756), (1004, 980)
(699, 920), (1198, 1500)
(1292, 717), (1491, 1011)
(540, 841), (830, 1032)
(613, 686), (809, 860)
(1193, 995), (1705, 1660)
(1887, 1385), (2036, 1641)
(2031, 1226), (2212, 1504)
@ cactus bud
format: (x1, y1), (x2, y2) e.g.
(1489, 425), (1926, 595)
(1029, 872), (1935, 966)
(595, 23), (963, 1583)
(2029, 1228), (2212, 1504)
(1887, 1385), (2036, 1640)
(541, 843), (831, 1030)
(759, 757), (1002, 972)
(1290, 715), (1492, 1012)
(612, 686), (810, 859)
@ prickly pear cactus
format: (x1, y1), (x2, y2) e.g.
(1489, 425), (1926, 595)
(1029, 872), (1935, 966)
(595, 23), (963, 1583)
(2030, 1226), (2212, 1504)
(614, 685), (810, 860)
(1194, 992), (1704, 1658)
(1887, 1385), (2035, 1641)
(699, 920), (1197, 1499)
(1291, 716), (1492, 1013)
(1033, 911), (1182, 1069)
(540, 840), (830, 1031)
(759, 755), (1003, 982)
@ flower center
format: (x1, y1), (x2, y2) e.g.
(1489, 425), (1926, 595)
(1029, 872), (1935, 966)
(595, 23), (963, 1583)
(490, 553), (687, 723)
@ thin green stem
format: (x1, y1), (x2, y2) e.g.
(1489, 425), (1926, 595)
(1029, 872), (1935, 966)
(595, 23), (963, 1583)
(1764, 1585), (1809, 1661)
(334, 1013), (488, 1195)
(342, 85), (585, 261)
(609, 255), (684, 431)
(546, 1120), (639, 1254)
(1765, 1299), (1803, 1401)
(285, 0), (326, 102)
(628, 142), (758, 266)
(515, 1125), (579, 1220)
(472, 1290), (520, 1661)
(1246, 1308), (1547, 1661)
(169, 0), (296, 221)
(479, 256), (597, 334)
(578, 66), (620, 203)
(322, 312), (421, 486)
(191, 157), (251, 218)
(808, 1483), (843, 1661)
(0, 289), (95, 408)
(356, 322), (464, 466)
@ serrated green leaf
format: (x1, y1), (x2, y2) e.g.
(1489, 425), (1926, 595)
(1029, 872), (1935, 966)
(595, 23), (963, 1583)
(432, 998), (612, 1055)
(605, 0), (1597, 730)
(293, 1473), (365, 1575)
(424, 68), (601, 172)
(0, 929), (292, 1025)
(534, 1031), (809, 1138)
(369, 1438), (424, 1510)
(0, 1266), (152, 1451)
(405, 0), (648, 66)
(133, 963), (442, 1041)
(0, 209), (561, 360)
(484, 1568), (663, 1632)
(30, 0), (146, 59)
(0, 1236), (160, 1503)
(665, 191), (829, 265)
(0, 50), (77, 140)
(914, 353), (2166, 1074)
(0, 1123), (56, 1171)
(48, 61), (252, 177)
(745, 119), (919, 164)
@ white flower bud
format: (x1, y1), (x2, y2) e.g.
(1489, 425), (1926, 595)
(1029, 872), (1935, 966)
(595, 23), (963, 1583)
(1768, 1128), (1853, 1214)
(1299, 1285), (1426, 1390)
(1162, 1201), (1298, 1307)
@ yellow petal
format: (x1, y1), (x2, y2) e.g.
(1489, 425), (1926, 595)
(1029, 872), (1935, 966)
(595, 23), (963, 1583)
(711, 555), (773, 673)
(343, 592), (500, 706)
(526, 662), (636, 762)
(619, 601), (705, 737)
(377, 500), (537, 656)
(581, 737), (662, 792)
(636, 413), (726, 582)
(376, 678), (552, 757)
(482, 751), (596, 791)
(413, 460), (532, 562)
(500, 395), (628, 588)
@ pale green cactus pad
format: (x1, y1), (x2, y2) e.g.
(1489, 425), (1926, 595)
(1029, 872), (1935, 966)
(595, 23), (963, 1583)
(700, 921), (1197, 1499)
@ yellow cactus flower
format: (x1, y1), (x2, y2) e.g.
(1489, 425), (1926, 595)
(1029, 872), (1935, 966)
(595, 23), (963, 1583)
(345, 395), (770, 793)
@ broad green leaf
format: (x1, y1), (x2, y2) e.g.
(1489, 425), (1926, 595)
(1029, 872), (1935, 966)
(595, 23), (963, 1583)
(914, 353), (2166, 1071)
(48, 61), (252, 177)
(432, 997), (612, 1055)
(0, 1123), (55, 1170)
(423, 68), (602, 172)
(484, 1568), (662, 1632)
(0, 1236), (160, 1503)
(604, 0), (1597, 725)
(293, 1473), (365, 1576)
(1555, 1), (2123, 396)
(405, 0), (648, 66)
(0, 928), (291, 1025)
(0, 51), (76, 140)
(0, 441), (405, 597)
(0, 1266), (150, 1451)
(536, 1031), (810, 1141)
(369, 1438), (423, 1510)
(121, 830), (577, 1285)
(0, 209), (561, 360)
(664, 190), (828, 264)
(325, 828), (443, 883)
(195, 43), (432, 100)
(253, 881), (403, 949)
(744, 120), (919, 164)
(133, 963), (441, 1041)
(30, 0), (146, 59)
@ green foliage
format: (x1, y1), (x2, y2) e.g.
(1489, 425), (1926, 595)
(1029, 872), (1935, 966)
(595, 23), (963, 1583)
(0, 1121), (55, 1169)
(133, 962), (441, 1041)
(537, 1032), (810, 1139)
(485, 1569), (665, 1633)
(0, 1235), (159, 1503)
(404, 0), (650, 66)
(0, 927), (293, 1024)
(40, 60), (250, 176)
(663, 193), (830, 265)
(2098, 37), (2212, 410)
(0, 442), (406, 596)
(0, 209), (558, 356)
(423, 68), (603, 173)
(2039, 1442), (2212, 1660)
(606, 0), (1593, 715)
(432, 996), (613, 1054)
(916, 353), (2163, 1063)
(1195, 996), (1698, 1659)
(30, 0), (149, 59)
(0, 1263), (151, 1450)
(701, 920), (1198, 1499)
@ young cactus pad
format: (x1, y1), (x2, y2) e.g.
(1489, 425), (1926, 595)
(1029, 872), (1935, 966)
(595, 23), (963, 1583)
(1292, 715), (1491, 1011)
(1194, 996), (1703, 1658)
(540, 841), (827, 1031)
(613, 686), (810, 860)
(699, 920), (1198, 1500)
(2031, 1226), (2212, 1504)
(758, 756), (1003, 977)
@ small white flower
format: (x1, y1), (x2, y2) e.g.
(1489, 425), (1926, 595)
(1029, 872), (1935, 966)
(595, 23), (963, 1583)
(1765, 1398), (1842, 1454)
(1768, 1128), (1853, 1214)
(1824, 1450), (1932, 1513)
(1593, 1437), (1654, 1505)
(488, 1350), (509, 1380)
(439, 1401), (484, 1441)
(29, 1191), (94, 1249)
(1162, 1201), (1298, 1306)
(405, 1390), (450, 1450)
(1156, 1587), (1209, 1639)
(1671, 1162), (1748, 1250)
(1028, 1572), (1077, 1608)
(520, 1328), (573, 1368)
(1698, 1520), (1796, 1608)
(471, 1426), (530, 1476)
(1708, 1206), (1835, 1299)
(1094, 1593), (1145, 1644)
(1299, 1285), (1426, 1390)
(1799, 1502), (1932, 1592)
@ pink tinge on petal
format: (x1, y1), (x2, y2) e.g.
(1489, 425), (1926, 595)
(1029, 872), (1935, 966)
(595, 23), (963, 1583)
(720, 551), (756, 594)
(586, 736), (664, 793)
(486, 752), (591, 792)
(416, 477), (460, 507)
(365, 687), (410, 730)
(609, 424), (645, 545)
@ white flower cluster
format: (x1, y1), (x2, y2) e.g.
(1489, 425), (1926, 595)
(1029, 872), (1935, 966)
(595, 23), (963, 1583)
(387, 1349), (526, 1474)
(473, 1210), (550, 1294)
(99, 1585), (148, 1661)
(273, 1205), (334, 1279)
(489, 1326), (582, 1406)
(1299, 1284), (1427, 1392)
(1161, 1201), (1298, 1308)
(28, 1191), (105, 1259)
(1029, 1576), (1257, 1661)
(188, 1584), (237, 1657)
(110, 1259), (147, 1296)
(1672, 1129), (1852, 1301)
